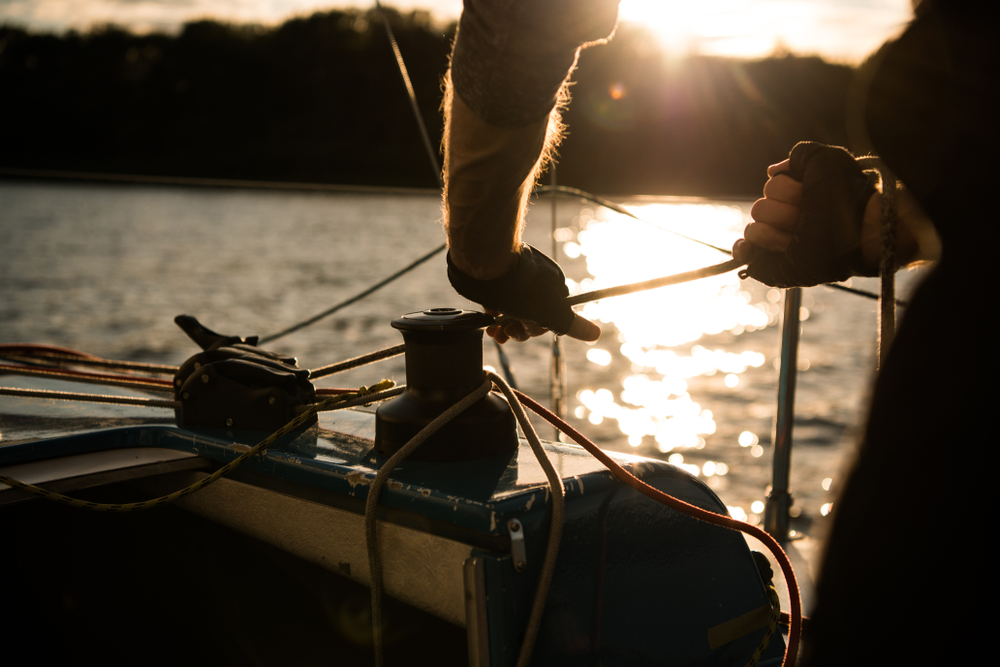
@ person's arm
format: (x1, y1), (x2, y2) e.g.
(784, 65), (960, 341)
(443, 0), (618, 343)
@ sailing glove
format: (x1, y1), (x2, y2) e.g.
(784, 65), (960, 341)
(743, 141), (878, 288)
(447, 244), (576, 335)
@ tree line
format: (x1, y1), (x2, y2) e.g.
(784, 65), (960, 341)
(1, 8), (864, 197)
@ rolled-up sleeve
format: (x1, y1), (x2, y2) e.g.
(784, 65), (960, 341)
(451, 0), (620, 127)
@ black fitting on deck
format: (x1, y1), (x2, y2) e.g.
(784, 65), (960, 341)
(375, 308), (518, 461)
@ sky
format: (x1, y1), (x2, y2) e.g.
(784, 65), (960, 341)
(0, 0), (914, 63)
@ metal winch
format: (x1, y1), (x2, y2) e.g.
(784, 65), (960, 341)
(375, 307), (518, 461)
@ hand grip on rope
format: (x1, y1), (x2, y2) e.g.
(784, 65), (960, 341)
(742, 141), (877, 288)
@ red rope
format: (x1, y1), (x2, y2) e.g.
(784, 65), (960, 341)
(513, 389), (802, 667)
(0, 343), (100, 359)
(0, 362), (173, 387)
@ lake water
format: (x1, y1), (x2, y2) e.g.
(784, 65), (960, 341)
(0, 179), (931, 549)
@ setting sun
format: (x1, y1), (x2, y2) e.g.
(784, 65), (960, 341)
(618, 0), (912, 63)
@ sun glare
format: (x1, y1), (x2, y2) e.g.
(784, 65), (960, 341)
(618, 0), (913, 63)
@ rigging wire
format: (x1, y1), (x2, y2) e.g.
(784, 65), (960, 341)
(374, 0), (444, 189)
(260, 181), (904, 346)
(368, 0), (520, 391)
(537, 184), (909, 306)
(536, 185), (735, 255)
(549, 166), (567, 433)
(258, 243), (445, 344)
(260, 1), (454, 348)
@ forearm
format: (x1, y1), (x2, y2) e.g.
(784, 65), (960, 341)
(443, 0), (619, 280)
(443, 80), (553, 279)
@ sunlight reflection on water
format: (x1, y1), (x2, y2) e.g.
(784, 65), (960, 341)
(562, 201), (775, 456)
(2, 182), (926, 539)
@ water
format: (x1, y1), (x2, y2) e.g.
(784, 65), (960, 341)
(0, 179), (931, 544)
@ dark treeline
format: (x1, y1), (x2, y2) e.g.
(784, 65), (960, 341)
(1, 8), (863, 197)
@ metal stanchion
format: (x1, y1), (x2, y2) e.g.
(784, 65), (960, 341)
(764, 287), (801, 541)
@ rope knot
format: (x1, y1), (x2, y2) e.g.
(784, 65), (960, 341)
(356, 379), (396, 405)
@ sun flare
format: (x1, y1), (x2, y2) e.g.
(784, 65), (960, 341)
(617, 0), (912, 63)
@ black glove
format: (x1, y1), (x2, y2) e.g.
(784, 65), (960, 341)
(447, 244), (576, 335)
(744, 142), (878, 288)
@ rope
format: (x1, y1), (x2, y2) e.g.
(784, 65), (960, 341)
(746, 584), (781, 667)
(492, 257), (747, 332)
(0, 350), (177, 374)
(0, 343), (100, 359)
(487, 373), (566, 667)
(257, 243), (446, 344)
(0, 386), (178, 409)
(537, 184), (909, 306)
(512, 389), (802, 667)
(364, 377), (492, 666)
(309, 344), (405, 379)
(6, 329), (797, 665)
(857, 157), (898, 368)
(0, 382), (400, 511)
(362, 372), (564, 667)
(566, 257), (745, 306)
(295, 380), (396, 413)
(0, 363), (174, 393)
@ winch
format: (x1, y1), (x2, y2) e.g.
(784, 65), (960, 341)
(375, 307), (517, 461)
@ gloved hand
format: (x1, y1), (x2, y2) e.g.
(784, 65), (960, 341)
(447, 244), (577, 336)
(739, 142), (878, 288)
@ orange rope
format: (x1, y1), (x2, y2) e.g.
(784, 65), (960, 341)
(0, 363), (173, 388)
(0, 343), (100, 359)
(513, 389), (802, 667)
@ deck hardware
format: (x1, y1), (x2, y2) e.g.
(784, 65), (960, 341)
(375, 308), (517, 461)
(508, 518), (527, 571)
(172, 315), (316, 431)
